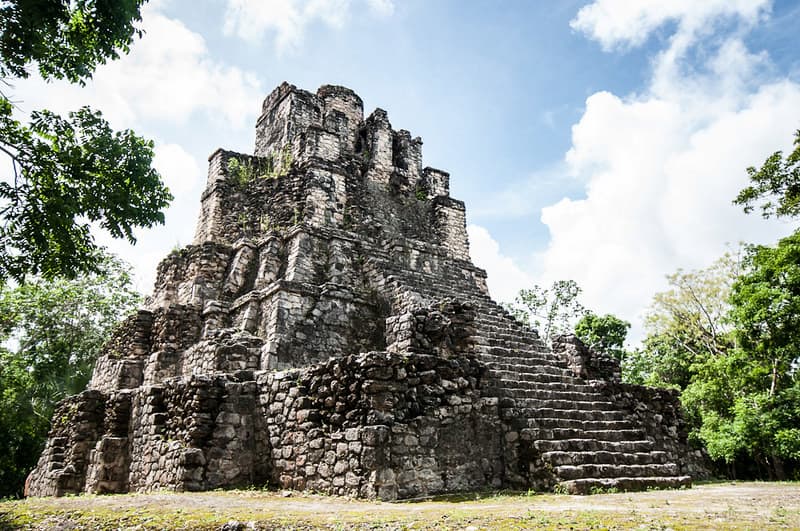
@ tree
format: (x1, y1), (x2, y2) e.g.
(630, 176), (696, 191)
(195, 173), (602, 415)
(635, 254), (741, 450)
(734, 129), (800, 219)
(645, 252), (740, 360)
(0, 0), (172, 282)
(729, 231), (800, 397)
(624, 254), (738, 392)
(637, 246), (800, 478)
(505, 280), (587, 342)
(0, 0), (147, 83)
(0, 252), (141, 498)
(574, 312), (630, 361)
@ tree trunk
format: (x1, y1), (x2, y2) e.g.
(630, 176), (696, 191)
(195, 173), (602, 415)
(770, 358), (778, 397)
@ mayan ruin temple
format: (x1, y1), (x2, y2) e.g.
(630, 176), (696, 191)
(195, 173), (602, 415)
(27, 83), (708, 500)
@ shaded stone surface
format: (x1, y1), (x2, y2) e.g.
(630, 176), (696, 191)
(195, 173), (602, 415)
(28, 83), (709, 499)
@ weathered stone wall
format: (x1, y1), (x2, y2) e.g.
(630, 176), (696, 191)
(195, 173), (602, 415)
(552, 334), (621, 382)
(27, 391), (107, 496)
(32, 349), (500, 500)
(594, 381), (711, 480)
(90, 312), (153, 393)
(126, 374), (269, 492)
(257, 350), (500, 499)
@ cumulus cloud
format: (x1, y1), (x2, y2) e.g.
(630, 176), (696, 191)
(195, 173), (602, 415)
(153, 143), (203, 197)
(468, 225), (533, 303)
(536, 1), (800, 343)
(223, 0), (394, 53)
(570, 0), (770, 51)
(15, 2), (262, 130)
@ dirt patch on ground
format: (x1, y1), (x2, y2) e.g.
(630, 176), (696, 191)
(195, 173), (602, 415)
(1, 481), (799, 530)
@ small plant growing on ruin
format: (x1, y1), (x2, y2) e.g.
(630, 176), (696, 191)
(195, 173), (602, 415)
(280, 145), (293, 174)
(227, 157), (257, 187)
(237, 212), (250, 234)
(415, 185), (427, 201)
(256, 144), (294, 180)
(259, 213), (271, 232)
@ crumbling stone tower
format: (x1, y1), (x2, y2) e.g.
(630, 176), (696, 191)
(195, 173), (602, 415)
(28, 83), (708, 499)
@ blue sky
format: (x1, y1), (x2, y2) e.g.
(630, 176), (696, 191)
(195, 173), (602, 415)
(14, 0), (800, 343)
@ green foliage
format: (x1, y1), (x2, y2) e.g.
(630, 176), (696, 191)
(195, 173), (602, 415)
(226, 147), (293, 188)
(0, 102), (172, 281)
(0, 0), (171, 282)
(0, 253), (141, 498)
(729, 230), (800, 396)
(646, 252), (739, 359)
(625, 333), (695, 389)
(506, 280), (587, 342)
(734, 130), (800, 219)
(574, 312), (630, 361)
(637, 240), (800, 478)
(227, 157), (255, 187)
(0, 0), (147, 84)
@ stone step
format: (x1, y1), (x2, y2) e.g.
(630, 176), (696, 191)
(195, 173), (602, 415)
(522, 427), (647, 442)
(476, 349), (560, 364)
(510, 398), (619, 412)
(527, 418), (634, 431)
(558, 475), (692, 494)
(534, 438), (655, 453)
(476, 327), (538, 340)
(486, 372), (582, 385)
(474, 317), (541, 334)
(488, 364), (571, 377)
(555, 463), (680, 480)
(479, 356), (566, 370)
(485, 386), (610, 403)
(480, 355), (565, 369)
(483, 341), (544, 353)
(473, 334), (545, 347)
(542, 450), (670, 467)
(527, 408), (628, 421)
(488, 381), (606, 402)
(509, 381), (599, 393)
(494, 401), (627, 421)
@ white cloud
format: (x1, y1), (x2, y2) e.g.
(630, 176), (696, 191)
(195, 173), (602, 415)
(366, 0), (394, 17)
(536, 1), (800, 344)
(15, 2), (262, 130)
(570, 0), (770, 51)
(468, 225), (533, 303)
(153, 143), (202, 197)
(223, 0), (394, 53)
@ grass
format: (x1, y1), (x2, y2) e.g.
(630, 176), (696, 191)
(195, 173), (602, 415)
(1, 481), (799, 530)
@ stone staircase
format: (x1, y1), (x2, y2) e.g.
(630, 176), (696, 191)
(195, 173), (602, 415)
(472, 301), (691, 493)
(369, 245), (692, 493)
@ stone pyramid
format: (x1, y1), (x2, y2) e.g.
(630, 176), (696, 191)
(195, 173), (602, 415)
(28, 83), (708, 499)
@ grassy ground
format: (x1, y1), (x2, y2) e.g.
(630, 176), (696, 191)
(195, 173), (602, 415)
(1, 481), (799, 530)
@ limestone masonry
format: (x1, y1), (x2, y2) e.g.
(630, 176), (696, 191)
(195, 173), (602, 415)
(28, 83), (709, 499)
